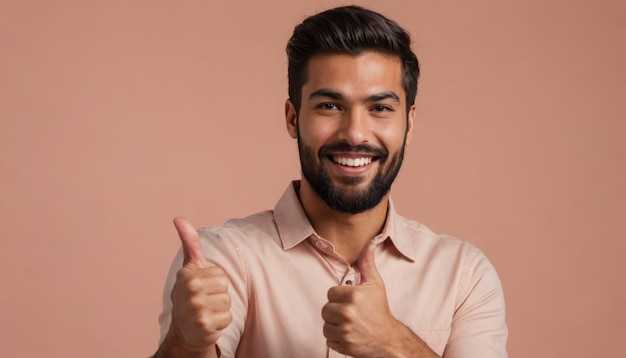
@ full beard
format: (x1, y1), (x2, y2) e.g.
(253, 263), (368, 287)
(297, 139), (405, 214)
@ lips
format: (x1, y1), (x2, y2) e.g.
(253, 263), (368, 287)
(332, 156), (373, 167)
(319, 143), (387, 167)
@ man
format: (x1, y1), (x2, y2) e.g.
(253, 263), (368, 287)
(154, 5), (507, 358)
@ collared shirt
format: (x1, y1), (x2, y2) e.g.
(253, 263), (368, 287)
(158, 181), (508, 357)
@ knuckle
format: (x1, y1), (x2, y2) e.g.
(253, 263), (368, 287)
(215, 311), (233, 330)
(351, 289), (366, 304)
(222, 292), (232, 309)
(320, 304), (330, 318)
(212, 275), (230, 292)
(188, 295), (207, 312)
(327, 287), (337, 300)
(338, 305), (356, 321)
(210, 292), (231, 312)
(185, 277), (205, 295)
(331, 324), (351, 342)
(196, 310), (230, 334)
(223, 311), (233, 327)
(196, 316), (215, 335)
(322, 323), (332, 338)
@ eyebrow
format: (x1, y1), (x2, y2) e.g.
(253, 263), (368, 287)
(367, 91), (401, 103)
(307, 88), (344, 101)
(307, 88), (401, 104)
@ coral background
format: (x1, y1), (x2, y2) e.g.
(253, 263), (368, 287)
(1, 0), (624, 356)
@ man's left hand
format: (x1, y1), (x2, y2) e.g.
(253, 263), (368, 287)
(321, 240), (400, 357)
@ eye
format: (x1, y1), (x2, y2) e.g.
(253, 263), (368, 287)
(372, 104), (393, 112)
(317, 103), (340, 110)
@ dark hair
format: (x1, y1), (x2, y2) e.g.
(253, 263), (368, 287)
(286, 5), (420, 114)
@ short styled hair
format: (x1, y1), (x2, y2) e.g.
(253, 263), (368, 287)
(286, 5), (420, 114)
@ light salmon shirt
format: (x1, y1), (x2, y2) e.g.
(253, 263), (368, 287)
(158, 181), (508, 357)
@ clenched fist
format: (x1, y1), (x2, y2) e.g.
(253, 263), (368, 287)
(155, 217), (232, 358)
(321, 240), (439, 358)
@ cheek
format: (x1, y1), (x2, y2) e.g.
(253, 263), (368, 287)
(376, 122), (407, 150)
(299, 121), (335, 147)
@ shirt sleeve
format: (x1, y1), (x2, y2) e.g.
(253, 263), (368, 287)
(443, 246), (508, 358)
(157, 226), (250, 357)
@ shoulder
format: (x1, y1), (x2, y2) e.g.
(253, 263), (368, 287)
(199, 210), (276, 236)
(394, 214), (500, 283)
(397, 215), (483, 256)
(196, 209), (282, 253)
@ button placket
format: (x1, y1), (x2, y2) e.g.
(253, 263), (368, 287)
(341, 266), (357, 286)
(311, 238), (348, 283)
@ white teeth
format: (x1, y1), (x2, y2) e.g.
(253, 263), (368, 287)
(333, 156), (372, 167)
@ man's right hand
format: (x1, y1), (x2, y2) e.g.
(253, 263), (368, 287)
(157, 217), (232, 357)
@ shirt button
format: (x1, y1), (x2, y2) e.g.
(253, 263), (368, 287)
(316, 241), (328, 249)
(345, 280), (353, 286)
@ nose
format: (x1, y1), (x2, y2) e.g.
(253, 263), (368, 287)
(337, 109), (369, 145)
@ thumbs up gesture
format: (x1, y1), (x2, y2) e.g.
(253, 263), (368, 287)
(166, 217), (232, 356)
(321, 240), (399, 357)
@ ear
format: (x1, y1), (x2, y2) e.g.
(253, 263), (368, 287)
(285, 99), (298, 139)
(405, 104), (416, 145)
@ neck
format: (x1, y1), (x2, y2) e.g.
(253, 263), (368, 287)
(297, 179), (389, 264)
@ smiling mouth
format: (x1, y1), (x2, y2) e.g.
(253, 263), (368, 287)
(331, 155), (374, 167)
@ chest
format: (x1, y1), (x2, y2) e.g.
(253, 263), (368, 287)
(236, 243), (456, 356)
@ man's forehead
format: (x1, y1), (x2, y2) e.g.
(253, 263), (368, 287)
(302, 52), (405, 101)
(305, 51), (402, 72)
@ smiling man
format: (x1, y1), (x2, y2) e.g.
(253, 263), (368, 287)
(154, 6), (507, 358)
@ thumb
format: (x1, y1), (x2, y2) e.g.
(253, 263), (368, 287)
(173, 217), (207, 268)
(357, 240), (383, 285)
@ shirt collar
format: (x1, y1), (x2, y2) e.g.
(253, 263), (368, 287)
(274, 181), (415, 261)
(378, 198), (416, 261)
(274, 181), (316, 250)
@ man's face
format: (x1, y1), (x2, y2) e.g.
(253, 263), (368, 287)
(286, 52), (415, 214)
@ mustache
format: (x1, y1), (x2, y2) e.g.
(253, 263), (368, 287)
(318, 142), (388, 159)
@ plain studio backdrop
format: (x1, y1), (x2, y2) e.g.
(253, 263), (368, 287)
(1, 0), (624, 356)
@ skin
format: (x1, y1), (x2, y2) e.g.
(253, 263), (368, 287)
(154, 52), (439, 357)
